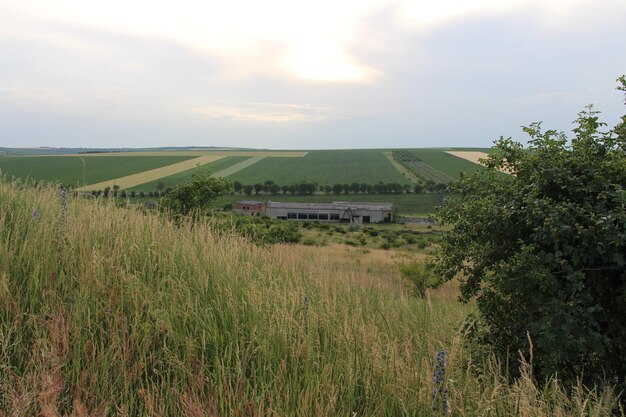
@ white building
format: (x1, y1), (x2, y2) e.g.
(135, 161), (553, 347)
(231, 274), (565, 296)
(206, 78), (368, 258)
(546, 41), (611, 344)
(263, 201), (395, 223)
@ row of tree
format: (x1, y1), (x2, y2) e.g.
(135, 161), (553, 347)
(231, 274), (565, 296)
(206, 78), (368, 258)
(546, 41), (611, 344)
(232, 180), (449, 196)
(90, 186), (173, 198)
(88, 180), (449, 198)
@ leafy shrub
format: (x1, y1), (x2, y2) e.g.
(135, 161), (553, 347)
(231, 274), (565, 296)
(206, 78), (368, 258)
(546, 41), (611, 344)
(301, 237), (317, 246)
(398, 260), (441, 298)
(160, 168), (232, 216)
(434, 78), (626, 386)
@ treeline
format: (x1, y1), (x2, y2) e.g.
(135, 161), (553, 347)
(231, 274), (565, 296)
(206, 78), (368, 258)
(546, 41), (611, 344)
(87, 179), (449, 199)
(232, 180), (449, 196)
(89, 184), (173, 198)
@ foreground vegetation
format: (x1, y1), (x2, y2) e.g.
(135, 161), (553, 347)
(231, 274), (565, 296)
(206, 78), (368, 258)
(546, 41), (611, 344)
(436, 99), (626, 389)
(0, 180), (621, 416)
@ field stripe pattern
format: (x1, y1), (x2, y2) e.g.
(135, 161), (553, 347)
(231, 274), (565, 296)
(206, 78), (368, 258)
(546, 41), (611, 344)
(212, 156), (265, 178)
(78, 155), (225, 190)
(78, 152), (307, 190)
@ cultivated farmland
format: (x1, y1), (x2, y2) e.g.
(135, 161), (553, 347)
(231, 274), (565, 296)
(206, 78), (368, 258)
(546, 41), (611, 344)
(391, 150), (456, 183)
(228, 149), (411, 185)
(0, 155), (195, 188)
(445, 151), (489, 165)
(74, 151), (306, 190)
(127, 156), (250, 192)
(408, 149), (484, 179)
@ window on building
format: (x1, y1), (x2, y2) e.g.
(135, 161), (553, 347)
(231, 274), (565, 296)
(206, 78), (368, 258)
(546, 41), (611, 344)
(308, 213), (318, 220)
(330, 213), (340, 220)
(287, 213), (297, 219)
(319, 213), (329, 220)
(298, 213), (307, 219)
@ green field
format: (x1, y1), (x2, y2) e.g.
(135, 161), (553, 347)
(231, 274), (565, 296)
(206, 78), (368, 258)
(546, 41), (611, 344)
(408, 149), (484, 179)
(127, 156), (250, 192)
(228, 150), (411, 186)
(0, 155), (195, 187)
(209, 192), (447, 215)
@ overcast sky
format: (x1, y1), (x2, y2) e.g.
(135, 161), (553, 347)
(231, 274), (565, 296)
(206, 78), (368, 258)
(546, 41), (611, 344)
(1, 0), (625, 149)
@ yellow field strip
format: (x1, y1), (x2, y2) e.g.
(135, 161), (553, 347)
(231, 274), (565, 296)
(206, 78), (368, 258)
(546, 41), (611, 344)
(52, 151), (308, 157)
(446, 151), (511, 174)
(445, 151), (488, 165)
(212, 156), (265, 178)
(77, 155), (225, 191)
(76, 151), (307, 191)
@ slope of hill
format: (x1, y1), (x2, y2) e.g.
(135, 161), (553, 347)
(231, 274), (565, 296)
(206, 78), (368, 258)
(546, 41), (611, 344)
(0, 180), (617, 416)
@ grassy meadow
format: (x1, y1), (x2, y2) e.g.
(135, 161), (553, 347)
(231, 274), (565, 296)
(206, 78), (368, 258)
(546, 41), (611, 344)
(0, 179), (621, 416)
(228, 150), (411, 186)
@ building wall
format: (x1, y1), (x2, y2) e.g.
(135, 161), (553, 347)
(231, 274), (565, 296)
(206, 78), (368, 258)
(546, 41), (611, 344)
(233, 202), (265, 216)
(265, 207), (393, 223)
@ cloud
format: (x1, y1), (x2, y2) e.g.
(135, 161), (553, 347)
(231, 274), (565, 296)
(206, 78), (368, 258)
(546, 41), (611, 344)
(192, 102), (335, 122)
(0, 0), (625, 149)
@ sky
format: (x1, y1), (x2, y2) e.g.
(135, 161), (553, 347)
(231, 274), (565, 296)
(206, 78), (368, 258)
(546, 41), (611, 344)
(1, 0), (625, 150)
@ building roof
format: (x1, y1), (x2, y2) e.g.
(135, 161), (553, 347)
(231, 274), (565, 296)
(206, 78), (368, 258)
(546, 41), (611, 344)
(266, 201), (394, 211)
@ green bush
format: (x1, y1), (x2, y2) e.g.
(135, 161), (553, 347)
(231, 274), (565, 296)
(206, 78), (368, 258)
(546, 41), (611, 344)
(160, 168), (232, 216)
(397, 260), (441, 298)
(434, 77), (626, 387)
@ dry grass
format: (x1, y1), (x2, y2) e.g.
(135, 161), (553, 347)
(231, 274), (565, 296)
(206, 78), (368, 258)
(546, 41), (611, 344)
(445, 151), (489, 165)
(446, 151), (513, 174)
(0, 180), (621, 416)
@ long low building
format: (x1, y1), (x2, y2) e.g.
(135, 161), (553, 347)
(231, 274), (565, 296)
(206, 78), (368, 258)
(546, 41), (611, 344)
(234, 200), (395, 223)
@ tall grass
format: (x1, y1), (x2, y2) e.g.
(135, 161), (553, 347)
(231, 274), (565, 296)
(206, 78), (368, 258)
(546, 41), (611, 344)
(0, 180), (621, 416)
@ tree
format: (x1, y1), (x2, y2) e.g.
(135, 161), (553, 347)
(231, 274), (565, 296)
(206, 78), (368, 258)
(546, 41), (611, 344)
(268, 183), (281, 195)
(243, 185), (253, 196)
(434, 79), (626, 387)
(160, 168), (232, 216)
(233, 181), (243, 194)
(253, 183), (263, 195)
(156, 181), (165, 192)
